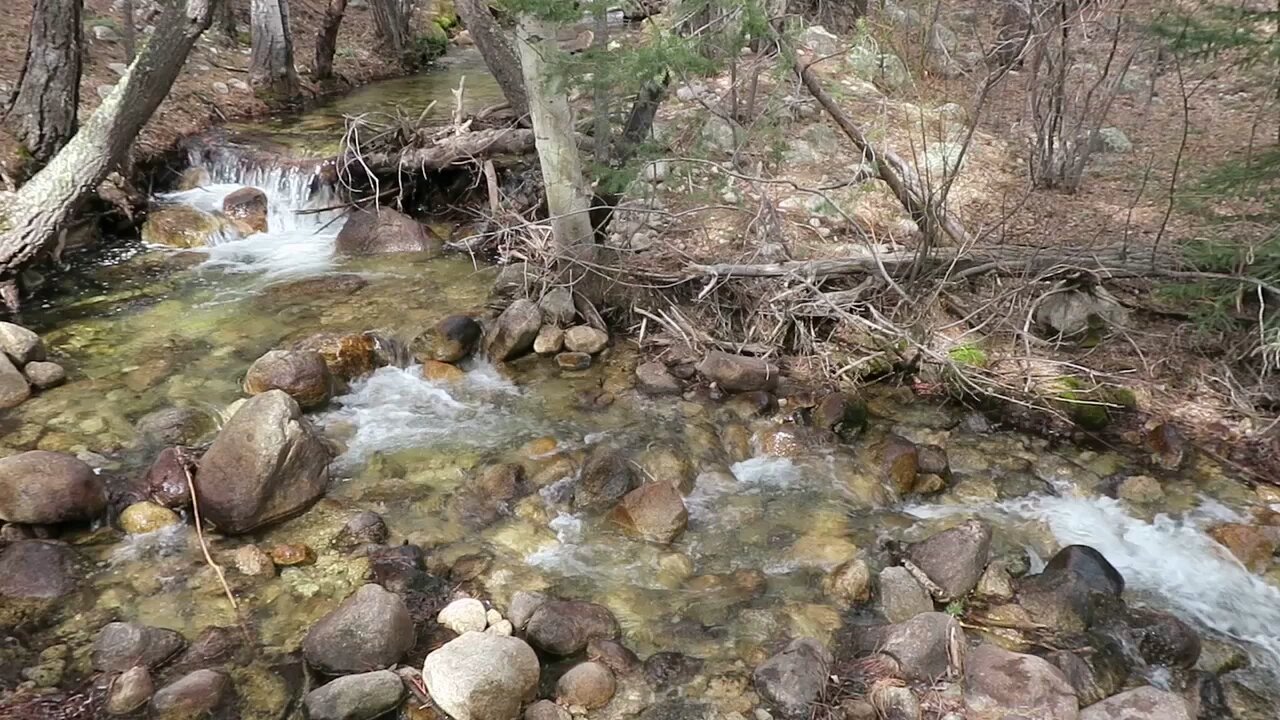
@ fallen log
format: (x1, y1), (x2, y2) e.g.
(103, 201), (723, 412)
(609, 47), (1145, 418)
(356, 128), (537, 173)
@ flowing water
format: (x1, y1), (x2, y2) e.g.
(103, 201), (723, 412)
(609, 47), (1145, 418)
(3, 54), (1280, 717)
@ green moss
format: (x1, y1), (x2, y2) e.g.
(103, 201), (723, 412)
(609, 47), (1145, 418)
(1050, 376), (1137, 430)
(402, 23), (449, 69)
(947, 343), (988, 368)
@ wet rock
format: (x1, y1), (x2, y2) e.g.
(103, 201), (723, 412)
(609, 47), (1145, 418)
(150, 669), (229, 718)
(823, 557), (871, 605)
(141, 205), (234, 248)
(636, 361), (682, 396)
(882, 435), (919, 494)
(525, 599), (621, 655)
(534, 326), (565, 356)
(573, 447), (637, 511)
(141, 447), (196, 509)
(119, 501), (181, 534)
(107, 665), (154, 715)
(0, 354), (31, 408)
(525, 699), (571, 720)
(635, 446), (696, 494)
(1016, 545), (1125, 634)
(643, 651), (704, 689)
(367, 544), (430, 594)
(487, 299), (542, 361)
(1146, 422), (1188, 470)
(609, 481), (688, 544)
(263, 274), (368, 303)
(244, 349), (333, 409)
(93, 622), (187, 672)
(334, 511), (389, 549)
(589, 638), (641, 675)
(558, 660), (616, 708)
(422, 315), (484, 363)
(234, 544), (276, 576)
(539, 288), (577, 327)
(907, 519), (991, 599)
(564, 326), (608, 354)
(304, 669), (405, 720)
(508, 590), (547, 630)
(335, 207), (443, 256)
(963, 644), (1077, 720)
(294, 332), (380, 381)
(170, 626), (248, 673)
(269, 543), (316, 566)
(195, 390), (330, 534)
(1079, 686), (1190, 720)
(222, 187), (268, 235)
(697, 351), (780, 392)
(0, 322), (45, 365)
(439, 598), (488, 634)
(1128, 607), (1201, 669)
(0, 540), (79, 599)
(1116, 474), (1164, 505)
(555, 351), (592, 371)
(23, 361), (65, 389)
(1045, 641), (1127, 708)
(811, 392), (867, 435)
(303, 584), (415, 673)
(422, 632), (540, 720)
(423, 359), (466, 383)
(135, 407), (214, 446)
(856, 612), (964, 681)
(753, 424), (836, 457)
(0, 450), (106, 524)
(1043, 545), (1124, 597)
(917, 445), (949, 477)
(870, 685), (921, 720)
(1208, 523), (1277, 573)
(753, 637), (831, 720)
(974, 563), (1014, 601)
(879, 566), (933, 623)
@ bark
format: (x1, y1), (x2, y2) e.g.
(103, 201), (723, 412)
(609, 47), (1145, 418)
(313, 0), (348, 81)
(591, 6), (610, 166)
(4, 0), (84, 169)
(455, 0), (528, 119)
(249, 0), (301, 102)
(369, 0), (411, 57)
(122, 0), (137, 60)
(515, 14), (596, 249)
(0, 0), (217, 290)
(218, 0), (238, 40)
(363, 128), (536, 171)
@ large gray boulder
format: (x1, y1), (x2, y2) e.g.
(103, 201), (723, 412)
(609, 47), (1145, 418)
(303, 584), (415, 674)
(854, 612), (964, 682)
(422, 632), (540, 720)
(964, 644), (1078, 720)
(486, 300), (542, 361)
(0, 451), (106, 524)
(195, 390), (330, 534)
(304, 670), (406, 720)
(696, 351), (780, 392)
(92, 622), (187, 672)
(0, 321), (45, 365)
(907, 519), (991, 599)
(753, 638), (831, 720)
(0, 354), (31, 408)
(335, 207), (442, 256)
(1079, 687), (1191, 720)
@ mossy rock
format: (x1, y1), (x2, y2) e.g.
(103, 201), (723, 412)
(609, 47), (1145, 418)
(433, 0), (460, 30)
(403, 23), (449, 69)
(140, 205), (234, 249)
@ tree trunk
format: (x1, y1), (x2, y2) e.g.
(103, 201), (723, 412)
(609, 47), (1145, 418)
(455, 0), (528, 119)
(249, 0), (301, 102)
(591, 5), (609, 166)
(218, 0), (238, 40)
(122, 0), (137, 60)
(369, 0), (411, 57)
(4, 0), (84, 170)
(515, 14), (595, 249)
(313, 0), (347, 81)
(0, 0), (217, 293)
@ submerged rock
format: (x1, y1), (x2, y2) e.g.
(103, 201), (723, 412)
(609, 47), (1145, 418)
(149, 668), (230, 718)
(244, 349), (333, 409)
(294, 332), (381, 381)
(422, 632), (540, 720)
(303, 584), (415, 674)
(335, 207), (442, 256)
(423, 314), (484, 363)
(0, 540), (80, 600)
(92, 622), (187, 672)
(134, 407), (215, 446)
(423, 359), (466, 383)
(643, 651), (703, 689)
(879, 566), (933, 623)
(119, 501), (181, 534)
(0, 450), (106, 525)
(753, 637), (831, 720)
(907, 519), (991, 599)
(304, 669), (405, 720)
(609, 481), (688, 544)
(222, 187), (268, 235)
(525, 599), (620, 656)
(141, 205), (235, 248)
(557, 660), (616, 708)
(555, 351), (592, 371)
(1079, 686), (1190, 720)
(963, 644), (1078, 720)
(487, 299), (542, 361)
(636, 361), (682, 396)
(23, 361), (65, 389)
(106, 665), (155, 715)
(696, 351), (780, 392)
(334, 510), (389, 549)
(574, 447), (637, 511)
(882, 435), (919, 494)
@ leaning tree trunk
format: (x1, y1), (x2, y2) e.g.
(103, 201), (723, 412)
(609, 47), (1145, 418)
(455, 0), (528, 118)
(369, 0), (411, 57)
(313, 0), (348, 81)
(4, 0), (84, 171)
(0, 0), (217, 299)
(249, 0), (301, 102)
(121, 0), (137, 60)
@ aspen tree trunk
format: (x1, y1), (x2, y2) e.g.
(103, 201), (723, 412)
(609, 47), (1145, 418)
(249, 0), (301, 102)
(313, 0), (348, 81)
(454, 0), (528, 118)
(4, 0), (84, 170)
(370, 0), (411, 57)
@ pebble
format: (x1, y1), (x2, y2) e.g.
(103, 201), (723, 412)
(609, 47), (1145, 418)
(269, 543), (316, 566)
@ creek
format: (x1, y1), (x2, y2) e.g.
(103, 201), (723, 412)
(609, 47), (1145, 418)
(2, 50), (1278, 717)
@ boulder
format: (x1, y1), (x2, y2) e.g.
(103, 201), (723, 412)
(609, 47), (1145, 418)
(135, 407), (215, 446)
(0, 354), (31, 408)
(800, 25), (841, 56)
(335, 208), (442, 256)
(507, 591), (547, 630)
(533, 326), (565, 356)
(141, 205), (236, 248)
(486, 300), (542, 361)
(106, 665), (154, 715)
(1017, 545), (1125, 634)
(422, 315), (484, 363)
(23, 361), (65, 389)
(573, 447), (637, 510)
(1127, 607), (1201, 669)
(525, 599), (620, 656)
(563, 326), (608, 354)
(92, 622), (187, 672)
(222, 187), (269, 235)
(422, 632), (540, 720)
(303, 584), (415, 674)
(119, 501), (181, 534)
(0, 322), (45, 365)
(141, 447), (196, 509)
(304, 670), (406, 720)
(1208, 523), (1277, 573)
(1079, 687), (1190, 720)
(149, 669), (229, 718)
(696, 351), (780, 392)
(539, 288), (577, 327)
(964, 644), (1078, 720)
(823, 558), (871, 605)
(907, 519), (991, 599)
(439, 598), (488, 634)
(294, 332), (381, 381)
(1044, 545), (1124, 596)
(244, 349), (333, 409)
(195, 391), (330, 534)
(753, 637), (831, 720)
(588, 638), (641, 675)
(608, 481), (689, 544)
(334, 511), (389, 549)
(556, 661), (616, 709)
(0, 451), (106, 524)
(855, 612), (964, 681)
(882, 435), (919, 494)
(1035, 286), (1127, 339)
(1045, 642), (1128, 708)
(0, 540), (79, 599)
(636, 361), (681, 396)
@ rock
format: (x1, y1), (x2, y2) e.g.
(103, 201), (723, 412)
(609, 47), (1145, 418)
(907, 519), (991, 599)
(92, 622), (187, 672)
(0, 322), (45, 365)
(609, 481), (688, 544)
(540, 288), (577, 327)
(222, 187), (268, 235)
(1016, 545), (1125, 634)
(243, 349), (333, 409)
(195, 390), (330, 534)
(588, 638), (641, 675)
(119, 501), (181, 534)
(422, 632), (540, 720)
(107, 665), (154, 715)
(636, 361), (682, 396)
(557, 661), (616, 708)
(879, 566), (934, 623)
(269, 543), (316, 566)
(1208, 523), (1277, 573)
(169, 626), (247, 674)
(964, 644), (1078, 720)
(141, 204), (236, 248)
(697, 351), (780, 392)
(508, 591), (547, 630)
(492, 262), (531, 296)
(525, 599), (620, 655)
(135, 407), (214, 446)
(423, 359), (466, 383)
(1045, 645), (1126, 708)
(1078, 687), (1190, 720)
(847, 46), (910, 91)
(334, 511), (389, 549)
(1035, 287), (1127, 339)
(423, 315), (484, 363)
(439, 598), (489, 634)
(303, 584), (415, 674)
(564, 326), (609, 354)
(1116, 474), (1164, 504)
(870, 685), (921, 720)
(882, 435), (919, 494)
(23, 361), (65, 389)
(92, 24), (122, 41)
(141, 447), (196, 509)
(525, 700), (571, 720)
(1146, 422), (1188, 470)
(487, 619), (513, 636)
(823, 557), (871, 605)
(487, 300), (542, 361)
(643, 651), (703, 689)
(335, 207), (442, 256)
(533, 326), (565, 356)
(811, 392), (866, 434)
(753, 638), (831, 720)
(0, 540), (79, 599)
(800, 25), (841, 56)
(574, 447), (637, 510)
(1042, 545), (1124, 597)
(1092, 127), (1133, 154)
(150, 669), (229, 717)
(0, 451), (106, 524)
(294, 332), (381, 381)
(857, 612), (964, 682)
(234, 544), (276, 576)
(555, 352), (592, 371)
(974, 563), (1014, 601)
(1127, 607), (1201, 669)
(0, 354), (31, 408)
(304, 669), (406, 720)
